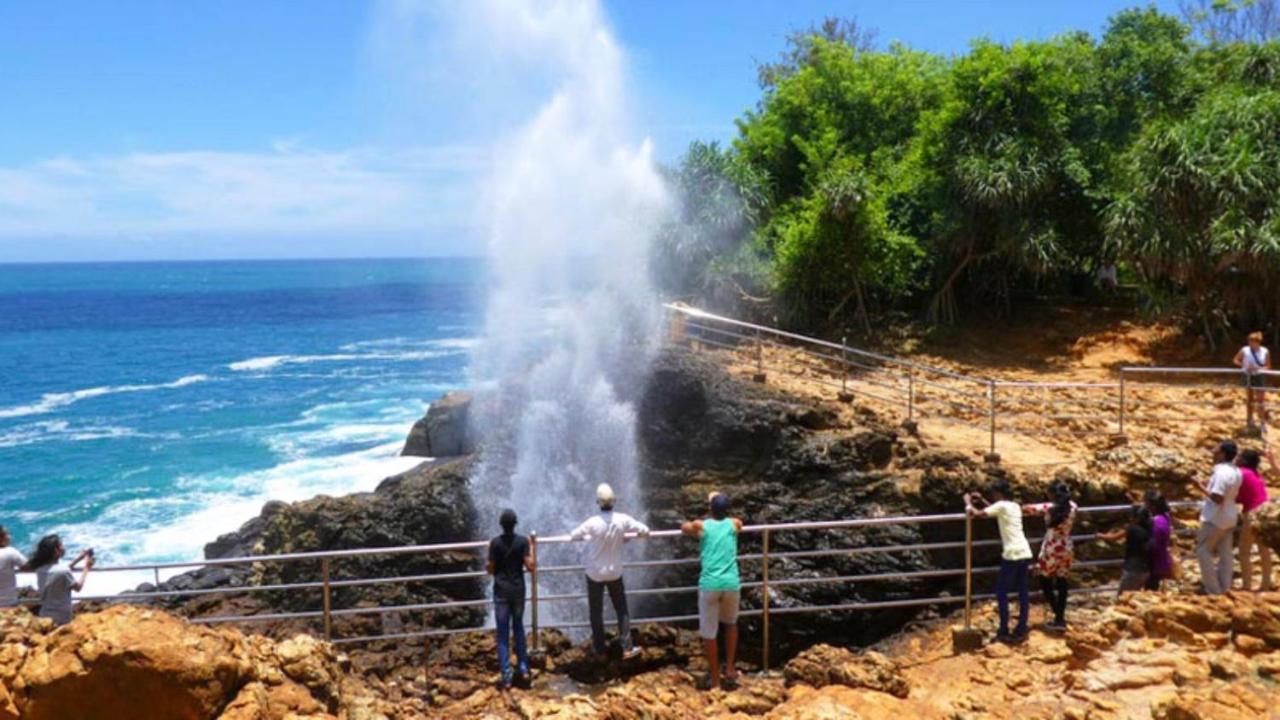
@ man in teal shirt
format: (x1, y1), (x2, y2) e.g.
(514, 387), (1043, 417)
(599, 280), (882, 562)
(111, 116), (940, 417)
(682, 492), (743, 691)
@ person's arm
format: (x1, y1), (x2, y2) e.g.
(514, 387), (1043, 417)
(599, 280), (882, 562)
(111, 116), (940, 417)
(681, 519), (703, 537)
(68, 549), (91, 572)
(1234, 348), (1246, 369)
(69, 560), (91, 593)
(523, 544), (535, 573)
(732, 518), (744, 534)
(964, 493), (988, 517)
(629, 516), (650, 538)
(570, 519), (592, 542)
(1096, 527), (1125, 542)
(485, 541), (497, 575)
(1204, 471), (1226, 504)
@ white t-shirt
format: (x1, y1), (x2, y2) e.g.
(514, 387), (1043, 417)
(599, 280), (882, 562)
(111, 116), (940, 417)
(0, 547), (27, 607)
(1241, 345), (1270, 372)
(1201, 462), (1243, 528)
(570, 510), (650, 582)
(984, 501), (1033, 561)
(35, 563), (77, 626)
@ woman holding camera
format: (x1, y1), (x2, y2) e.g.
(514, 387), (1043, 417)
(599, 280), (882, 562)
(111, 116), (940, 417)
(22, 534), (93, 626)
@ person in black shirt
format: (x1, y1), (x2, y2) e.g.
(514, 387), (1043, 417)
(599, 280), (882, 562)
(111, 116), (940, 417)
(1099, 505), (1153, 595)
(487, 508), (534, 689)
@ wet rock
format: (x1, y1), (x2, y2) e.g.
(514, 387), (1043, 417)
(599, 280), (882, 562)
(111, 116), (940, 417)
(401, 391), (474, 458)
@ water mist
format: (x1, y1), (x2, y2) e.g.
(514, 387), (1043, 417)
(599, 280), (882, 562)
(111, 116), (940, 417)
(453, 0), (670, 619)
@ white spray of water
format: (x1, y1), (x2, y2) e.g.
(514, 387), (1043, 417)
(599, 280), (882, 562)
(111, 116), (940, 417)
(463, 1), (668, 548)
(373, 1), (669, 609)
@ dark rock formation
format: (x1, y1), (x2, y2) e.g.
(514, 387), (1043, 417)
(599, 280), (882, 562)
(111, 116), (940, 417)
(401, 391), (473, 457)
(156, 458), (484, 642)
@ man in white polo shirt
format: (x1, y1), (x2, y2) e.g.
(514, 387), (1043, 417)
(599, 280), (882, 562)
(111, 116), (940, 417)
(1197, 440), (1243, 595)
(0, 526), (27, 608)
(570, 483), (649, 658)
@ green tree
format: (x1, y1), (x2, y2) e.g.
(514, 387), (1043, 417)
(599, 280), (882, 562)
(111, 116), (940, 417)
(654, 141), (770, 310)
(1107, 82), (1280, 344)
(917, 35), (1111, 323)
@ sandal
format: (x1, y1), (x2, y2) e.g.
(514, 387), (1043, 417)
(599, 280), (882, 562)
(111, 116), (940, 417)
(696, 674), (720, 691)
(722, 675), (740, 691)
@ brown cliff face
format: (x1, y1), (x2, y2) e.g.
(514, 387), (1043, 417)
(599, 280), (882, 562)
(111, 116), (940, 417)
(0, 606), (392, 720)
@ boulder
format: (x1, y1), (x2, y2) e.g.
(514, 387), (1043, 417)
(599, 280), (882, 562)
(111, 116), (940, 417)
(3, 605), (381, 720)
(783, 644), (909, 698)
(1252, 501), (1280, 554)
(401, 392), (473, 457)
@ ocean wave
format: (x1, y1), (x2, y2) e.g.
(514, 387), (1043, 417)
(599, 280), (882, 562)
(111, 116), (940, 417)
(340, 336), (479, 352)
(228, 349), (464, 373)
(0, 375), (210, 420)
(0, 421), (158, 448)
(40, 440), (425, 595)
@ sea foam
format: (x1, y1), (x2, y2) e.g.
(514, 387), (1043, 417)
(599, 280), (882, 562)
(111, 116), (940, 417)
(0, 375), (210, 419)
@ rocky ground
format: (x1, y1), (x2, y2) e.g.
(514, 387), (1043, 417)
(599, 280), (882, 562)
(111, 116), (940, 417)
(4, 591), (1279, 719)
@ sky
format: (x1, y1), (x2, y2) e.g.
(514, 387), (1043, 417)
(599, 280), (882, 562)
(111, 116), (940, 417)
(0, 0), (1179, 263)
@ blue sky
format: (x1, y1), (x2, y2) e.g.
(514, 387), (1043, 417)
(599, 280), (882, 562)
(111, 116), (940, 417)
(0, 0), (1178, 262)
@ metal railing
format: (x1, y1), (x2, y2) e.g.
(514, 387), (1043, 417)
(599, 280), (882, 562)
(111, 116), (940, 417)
(17, 499), (1211, 667)
(666, 303), (1279, 459)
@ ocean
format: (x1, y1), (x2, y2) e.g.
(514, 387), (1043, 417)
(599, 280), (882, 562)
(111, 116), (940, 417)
(0, 258), (481, 591)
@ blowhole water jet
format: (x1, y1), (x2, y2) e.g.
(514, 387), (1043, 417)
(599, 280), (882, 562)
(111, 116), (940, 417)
(454, 0), (670, 626)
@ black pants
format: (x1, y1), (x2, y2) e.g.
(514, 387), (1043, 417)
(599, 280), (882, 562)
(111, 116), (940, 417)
(1040, 575), (1068, 624)
(587, 577), (632, 654)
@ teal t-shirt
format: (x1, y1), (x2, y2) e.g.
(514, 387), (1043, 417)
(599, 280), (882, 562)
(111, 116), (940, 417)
(698, 518), (741, 591)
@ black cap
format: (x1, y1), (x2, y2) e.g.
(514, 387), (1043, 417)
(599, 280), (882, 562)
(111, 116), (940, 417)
(499, 508), (518, 529)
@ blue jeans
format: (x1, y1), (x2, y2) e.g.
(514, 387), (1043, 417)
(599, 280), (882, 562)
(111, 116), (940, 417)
(995, 559), (1030, 636)
(494, 597), (529, 682)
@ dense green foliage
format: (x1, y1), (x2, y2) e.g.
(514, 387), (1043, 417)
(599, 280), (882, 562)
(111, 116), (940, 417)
(655, 6), (1280, 342)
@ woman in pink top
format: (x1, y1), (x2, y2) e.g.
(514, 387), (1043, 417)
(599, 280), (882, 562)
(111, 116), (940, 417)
(1236, 448), (1273, 591)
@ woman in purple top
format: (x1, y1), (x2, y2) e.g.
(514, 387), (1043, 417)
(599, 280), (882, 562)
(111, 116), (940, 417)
(1143, 490), (1174, 590)
(1236, 449), (1274, 591)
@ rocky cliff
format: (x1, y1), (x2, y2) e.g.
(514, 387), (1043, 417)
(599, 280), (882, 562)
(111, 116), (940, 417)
(151, 346), (1140, 661)
(5, 591), (1279, 719)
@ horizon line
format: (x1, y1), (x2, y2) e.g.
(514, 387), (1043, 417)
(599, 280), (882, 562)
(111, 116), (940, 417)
(0, 255), (487, 267)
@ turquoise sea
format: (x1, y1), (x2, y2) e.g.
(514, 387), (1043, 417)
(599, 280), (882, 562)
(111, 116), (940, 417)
(0, 258), (481, 590)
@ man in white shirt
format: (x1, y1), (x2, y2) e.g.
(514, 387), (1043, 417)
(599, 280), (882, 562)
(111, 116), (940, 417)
(966, 481), (1033, 643)
(1197, 440), (1243, 595)
(0, 526), (28, 607)
(570, 483), (649, 658)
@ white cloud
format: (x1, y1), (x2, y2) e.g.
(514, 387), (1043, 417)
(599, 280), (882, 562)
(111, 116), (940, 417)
(0, 144), (485, 239)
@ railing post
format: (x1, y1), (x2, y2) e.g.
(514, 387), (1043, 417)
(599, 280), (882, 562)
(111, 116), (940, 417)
(1247, 369), (1256, 431)
(907, 369), (915, 423)
(963, 513), (973, 629)
(529, 531), (539, 652)
(1118, 370), (1126, 435)
(840, 337), (848, 395)
(761, 528), (771, 672)
(987, 380), (997, 457)
(753, 329), (766, 383)
(153, 566), (160, 589)
(321, 558), (332, 641)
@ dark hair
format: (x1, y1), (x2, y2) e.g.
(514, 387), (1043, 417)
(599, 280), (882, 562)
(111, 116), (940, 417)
(1130, 505), (1152, 532)
(1143, 489), (1171, 517)
(0, 525), (8, 543)
(1046, 482), (1073, 529)
(1219, 440), (1238, 462)
(24, 534), (62, 572)
(987, 480), (1013, 500)
(499, 508), (517, 535)
(1239, 448), (1262, 471)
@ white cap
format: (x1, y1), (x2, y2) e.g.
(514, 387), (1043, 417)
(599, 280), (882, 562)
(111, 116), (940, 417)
(596, 483), (616, 507)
